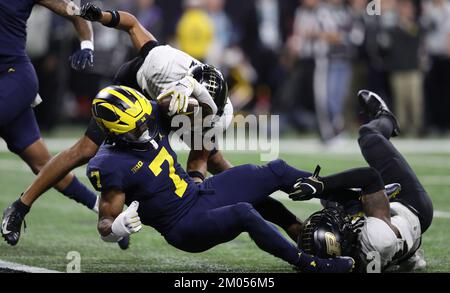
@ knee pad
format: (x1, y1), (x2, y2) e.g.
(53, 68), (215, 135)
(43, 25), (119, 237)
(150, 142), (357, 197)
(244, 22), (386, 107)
(267, 159), (288, 177)
(358, 125), (378, 138)
(358, 130), (384, 150)
(231, 202), (256, 223)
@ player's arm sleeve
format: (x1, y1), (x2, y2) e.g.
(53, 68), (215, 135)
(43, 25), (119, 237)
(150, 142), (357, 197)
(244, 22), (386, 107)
(85, 118), (106, 147)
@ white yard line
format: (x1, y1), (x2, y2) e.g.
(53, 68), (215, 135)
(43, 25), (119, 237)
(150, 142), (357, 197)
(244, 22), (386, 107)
(0, 260), (60, 273)
(3, 137), (450, 154)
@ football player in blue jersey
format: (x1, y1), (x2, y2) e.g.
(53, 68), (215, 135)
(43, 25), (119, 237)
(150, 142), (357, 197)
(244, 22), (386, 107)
(85, 85), (354, 273)
(0, 0), (129, 249)
(2, 3), (303, 248)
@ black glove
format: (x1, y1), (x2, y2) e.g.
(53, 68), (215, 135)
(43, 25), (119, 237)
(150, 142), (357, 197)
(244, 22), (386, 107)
(80, 2), (103, 21)
(69, 48), (94, 71)
(289, 165), (324, 201)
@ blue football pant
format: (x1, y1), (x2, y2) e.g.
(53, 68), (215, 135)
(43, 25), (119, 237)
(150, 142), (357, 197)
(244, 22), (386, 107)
(0, 61), (40, 153)
(165, 160), (311, 266)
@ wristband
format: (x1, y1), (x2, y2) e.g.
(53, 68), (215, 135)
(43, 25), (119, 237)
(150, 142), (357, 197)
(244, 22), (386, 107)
(187, 171), (205, 181)
(80, 40), (94, 51)
(105, 10), (121, 28)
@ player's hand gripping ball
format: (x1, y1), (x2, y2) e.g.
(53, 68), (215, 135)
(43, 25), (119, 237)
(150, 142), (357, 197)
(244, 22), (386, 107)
(157, 76), (201, 117)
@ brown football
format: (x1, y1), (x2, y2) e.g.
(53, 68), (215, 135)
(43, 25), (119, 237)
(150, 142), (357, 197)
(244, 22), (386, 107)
(157, 95), (214, 118)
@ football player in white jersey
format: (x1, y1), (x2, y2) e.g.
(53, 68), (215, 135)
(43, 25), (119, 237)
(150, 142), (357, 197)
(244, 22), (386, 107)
(291, 90), (433, 272)
(2, 3), (304, 247)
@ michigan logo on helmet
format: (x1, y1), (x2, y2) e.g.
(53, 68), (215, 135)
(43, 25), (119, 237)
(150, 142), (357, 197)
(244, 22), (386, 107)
(92, 85), (159, 150)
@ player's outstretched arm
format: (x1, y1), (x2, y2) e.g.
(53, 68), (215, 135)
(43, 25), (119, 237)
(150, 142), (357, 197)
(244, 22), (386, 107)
(38, 0), (94, 71)
(80, 2), (156, 52)
(21, 136), (99, 207)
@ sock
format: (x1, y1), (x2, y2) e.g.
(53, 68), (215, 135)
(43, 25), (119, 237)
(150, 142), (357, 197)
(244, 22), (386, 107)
(15, 198), (30, 216)
(61, 177), (97, 209)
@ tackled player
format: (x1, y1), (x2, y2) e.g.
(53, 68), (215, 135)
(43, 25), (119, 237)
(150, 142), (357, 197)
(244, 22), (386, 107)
(292, 90), (433, 272)
(87, 85), (354, 273)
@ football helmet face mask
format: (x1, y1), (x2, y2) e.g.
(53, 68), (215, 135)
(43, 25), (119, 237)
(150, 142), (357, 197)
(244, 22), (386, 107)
(188, 64), (228, 116)
(298, 208), (361, 260)
(92, 85), (159, 151)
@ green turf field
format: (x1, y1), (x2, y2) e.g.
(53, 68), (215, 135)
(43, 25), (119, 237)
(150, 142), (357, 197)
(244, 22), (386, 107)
(0, 141), (449, 272)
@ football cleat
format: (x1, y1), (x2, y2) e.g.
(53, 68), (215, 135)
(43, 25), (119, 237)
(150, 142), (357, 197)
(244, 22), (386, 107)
(2, 199), (29, 246)
(297, 254), (355, 273)
(358, 89), (400, 137)
(385, 183), (401, 200)
(289, 165), (324, 201)
(118, 235), (130, 250)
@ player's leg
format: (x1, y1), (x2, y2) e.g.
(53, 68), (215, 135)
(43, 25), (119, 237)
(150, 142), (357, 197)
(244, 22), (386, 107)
(19, 139), (97, 210)
(165, 202), (354, 273)
(207, 150), (302, 241)
(0, 62), (38, 126)
(3, 107), (97, 209)
(358, 90), (433, 232)
(200, 159), (312, 208)
(252, 197), (302, 241)
(20, 134), (100, 207)
(2, 116), (130, 248)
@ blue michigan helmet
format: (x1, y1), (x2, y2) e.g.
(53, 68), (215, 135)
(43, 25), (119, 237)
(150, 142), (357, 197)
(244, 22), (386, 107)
(91, 85), (159, 151)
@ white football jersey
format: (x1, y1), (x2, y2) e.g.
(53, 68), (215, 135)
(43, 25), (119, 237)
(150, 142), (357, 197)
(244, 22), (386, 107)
(136, 45), (202, 100)
(135, 44), (234, 134)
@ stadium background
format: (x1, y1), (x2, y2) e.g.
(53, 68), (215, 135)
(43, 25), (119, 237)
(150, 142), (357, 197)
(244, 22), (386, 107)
(1, 0), (450, 272)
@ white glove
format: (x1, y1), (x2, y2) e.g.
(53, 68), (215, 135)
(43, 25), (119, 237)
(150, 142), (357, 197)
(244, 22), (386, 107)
(111, 201), (142, 237)
(158, 76), (196, 116)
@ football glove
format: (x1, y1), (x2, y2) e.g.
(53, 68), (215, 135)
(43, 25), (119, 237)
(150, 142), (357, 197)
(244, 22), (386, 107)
(111, 201), (142, 238)
(158, 77), (196, 116)
(289, 165), (324, 201)
(79, 3), (103, 22)
(69, 48), (94, 71)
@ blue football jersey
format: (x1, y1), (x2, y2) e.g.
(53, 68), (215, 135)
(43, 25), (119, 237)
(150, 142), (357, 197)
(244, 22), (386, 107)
(87, 109), (199, 234)
(0, 0), (35, 66)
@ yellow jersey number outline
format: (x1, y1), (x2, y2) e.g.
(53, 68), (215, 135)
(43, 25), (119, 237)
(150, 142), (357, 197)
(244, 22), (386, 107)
(90, 170), (102, 190)
(149, 147), (188, 198)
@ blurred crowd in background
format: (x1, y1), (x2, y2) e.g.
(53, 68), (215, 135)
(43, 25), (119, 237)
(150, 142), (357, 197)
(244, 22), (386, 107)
(27, 0), (450, 141)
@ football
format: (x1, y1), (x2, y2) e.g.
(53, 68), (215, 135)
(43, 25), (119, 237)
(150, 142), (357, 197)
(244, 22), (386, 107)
(157, 95), (200, 117)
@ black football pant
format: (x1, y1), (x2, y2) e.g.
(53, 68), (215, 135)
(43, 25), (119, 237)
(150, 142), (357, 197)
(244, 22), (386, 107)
(358, 116), (433, 232)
